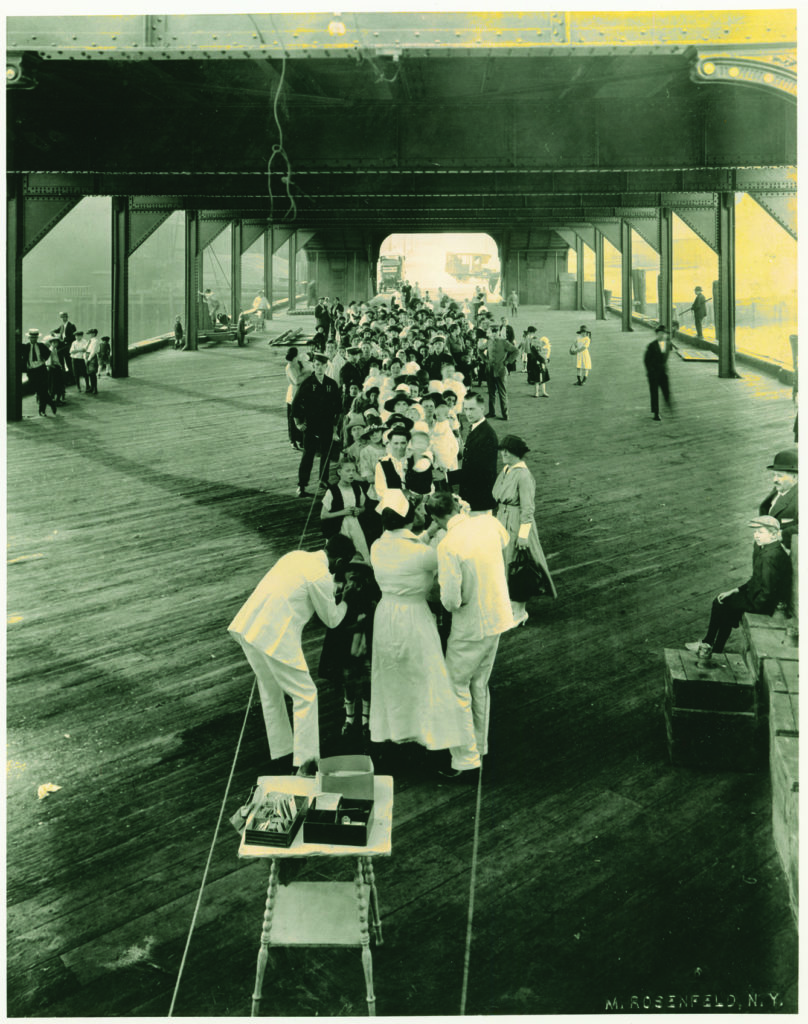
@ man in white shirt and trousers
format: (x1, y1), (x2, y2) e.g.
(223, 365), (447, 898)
(425, 491), (514, 780)
(228, 534), (356, 774)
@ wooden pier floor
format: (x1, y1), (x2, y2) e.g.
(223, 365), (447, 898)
(6, 308), (798, 1016)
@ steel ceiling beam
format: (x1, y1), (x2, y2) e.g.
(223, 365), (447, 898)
(7, 11), (794, 59)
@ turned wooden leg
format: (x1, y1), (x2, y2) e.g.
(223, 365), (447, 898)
(361, 857), (383, 946)
(251, 860), (278, 1017)
(354, 858), (376, 1015)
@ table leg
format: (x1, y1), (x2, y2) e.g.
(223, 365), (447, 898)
(251, 859), (279, 1017)
(354, 859), (376, 1015)
(361, 857), (383, 946)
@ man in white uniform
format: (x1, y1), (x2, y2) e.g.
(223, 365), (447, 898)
(228, 535), (355, 772)
(426, 491), (514, 779)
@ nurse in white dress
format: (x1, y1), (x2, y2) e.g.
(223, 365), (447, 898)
(369, 496), (472, 751)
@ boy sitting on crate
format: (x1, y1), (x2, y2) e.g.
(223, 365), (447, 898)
(684, 515), (792, 654)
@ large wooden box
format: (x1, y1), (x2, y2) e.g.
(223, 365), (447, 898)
(663, 649), (761, 771)
(664, 649), (757, 713)
(741, 613), (798, 681)
(770, 734), (798, 922)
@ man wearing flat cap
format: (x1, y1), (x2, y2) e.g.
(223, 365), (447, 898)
(291, 351), (342, 498)
(685, 515), (792, 654)
(759, 448), (798, 551)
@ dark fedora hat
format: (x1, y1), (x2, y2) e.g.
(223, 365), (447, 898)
(576, 325), (590, 335)
(767, 448), (798, 472)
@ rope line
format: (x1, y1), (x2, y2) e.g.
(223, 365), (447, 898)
(167, 676), (257, 1017)
(168, 410), (339, 1013)
(458, 688), (488, 1015)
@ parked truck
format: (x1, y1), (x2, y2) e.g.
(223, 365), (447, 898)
(379, 254), (405, 291)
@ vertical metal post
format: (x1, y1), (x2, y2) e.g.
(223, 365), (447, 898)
(575, 236), (584, 309)
(7, 175), (24, 421)
(231, 219), (242, 323)
(111, 197), (130, 378)
(594, 228), (605, 320)
(353, 252), (357, 301)
(264, 225), (274, 321)
(288, 232), (297, 312)
(516, 251), (521, 301)
(184, 210), (200, 351)
(620, 220), (633, 332)
(658, 207), (673, 333)
(316, 251), (320, 299)
(716, 192), (738, 378)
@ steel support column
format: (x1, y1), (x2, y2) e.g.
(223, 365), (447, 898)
(658, 208), (673, 332)
(594, 228), (605, 320)
(716, 193), (738, 378)
(575, 236), (584, 310)
(620, 220), (634, 332)
(288, 232), (297, 312)
(264, 226), (274, 320)
(231, 219), (242, 322)
(111, 196), (129, 379)
(184, 210), (200, 351)
(7, 175), (24, 421)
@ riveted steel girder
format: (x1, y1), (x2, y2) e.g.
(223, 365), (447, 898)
(128, 198), (176, 257)
(240, 220), (268, 254)
(21, 194), (82, 256)
(7, 11), (794, 59)
(691, 47), (796, 103)
(746, 192), (797, 240)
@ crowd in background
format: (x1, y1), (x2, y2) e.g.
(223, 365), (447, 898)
(20, 310), (111, 415)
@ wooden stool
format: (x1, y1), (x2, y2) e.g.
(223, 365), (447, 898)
(239, 775), (393, 1017)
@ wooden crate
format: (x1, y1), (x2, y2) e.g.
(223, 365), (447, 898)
(770, 734), (799, 922)
(664, 699), (762, 772)
(663, 649), (757, 713)
(740, 613), (798, 682)
(764, 657), (799, 696)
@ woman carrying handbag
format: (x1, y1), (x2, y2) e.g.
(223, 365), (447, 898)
(492, 434), (557, 627)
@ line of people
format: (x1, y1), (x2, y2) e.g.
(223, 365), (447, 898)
(21, 310), (111, 416)
(231, 291), (561, 778)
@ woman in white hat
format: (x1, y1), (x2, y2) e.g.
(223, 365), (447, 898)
(570, 325), (592, 385)
(369, 495), (471, 752)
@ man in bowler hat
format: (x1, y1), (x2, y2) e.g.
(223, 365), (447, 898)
(644, 324), (672, 421)
(759, 448), (798, 551)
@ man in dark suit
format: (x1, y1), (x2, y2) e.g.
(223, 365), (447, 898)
(457, 391), (498, 512)
(643, 324), (672, 421)
(759, 448), (798, 551)
(21, 328), (57, 416)
(692, 286), (708, 340)
(292, 352), (343, 498)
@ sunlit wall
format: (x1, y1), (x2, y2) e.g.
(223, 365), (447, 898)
(734, 194), (796, 369)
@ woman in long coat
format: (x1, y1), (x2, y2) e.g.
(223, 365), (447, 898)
(369, 498), (471, 750)
(492, 434), (557, 626)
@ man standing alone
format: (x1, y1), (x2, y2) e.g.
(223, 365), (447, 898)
(692, 286), (707, 340)
(644, 324), (672, 422)
(426, 491), (514, 779)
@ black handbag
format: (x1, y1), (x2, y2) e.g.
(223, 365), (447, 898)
(508, 548), (553, 602)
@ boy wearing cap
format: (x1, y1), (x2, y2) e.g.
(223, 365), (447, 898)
(685, 516), (792, 654)
(759, 448), (798, 551)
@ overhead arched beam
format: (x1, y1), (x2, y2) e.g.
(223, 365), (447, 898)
(691, 48), (796, 103)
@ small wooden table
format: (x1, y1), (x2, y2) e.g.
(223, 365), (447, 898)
(238, 774), (393, 1017)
